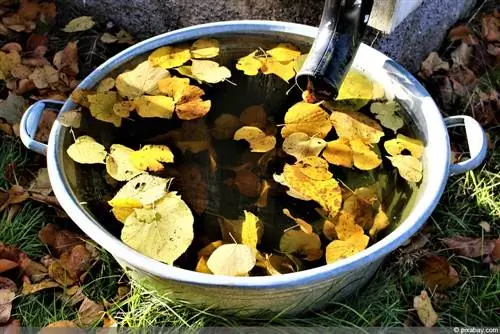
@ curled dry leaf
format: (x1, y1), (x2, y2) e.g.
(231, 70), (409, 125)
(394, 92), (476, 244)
(279, 230), (323, 261)
(38, 223), (85, 255)
(0, 185), (29, 213)
(283, 208), (313, 235)
(283, 132), (327, 161)
(413, 290), (438, 327)
(62, 16), (95, 33)
(149, 45), (191, 69)
(108, 174), (170, 208)
(18, 253), (47, 282)
(129, 145), (174, 172)
(281, 102), (331, 138)
(53, 41), (79, 77)
(43, 320), (79, 329)
(191, 59), (231, 84)
(325, 232), (369, 264)
(67, 135), (107, 164)
(175, 89), (211, 120)
(236, 51), (262, 76)
(115, 60), (170, 99)
(387, 155), (423, 183)
(105, 144), (143, 181)
(420, 256), (459, 291)
(211, 113), (241, 140)
(234, 126), (276, 153)
(206, 244), (256, 276)
(190, 38), (220, 59)
(121, 193), (194, 264)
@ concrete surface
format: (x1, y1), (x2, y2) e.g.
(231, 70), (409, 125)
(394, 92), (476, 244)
(56, 0), (477, 73)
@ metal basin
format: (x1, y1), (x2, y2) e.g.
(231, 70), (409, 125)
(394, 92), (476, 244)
(20, 21), (488, 315)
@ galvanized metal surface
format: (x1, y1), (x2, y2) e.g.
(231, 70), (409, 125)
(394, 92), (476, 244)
(20, 21), (488, 315)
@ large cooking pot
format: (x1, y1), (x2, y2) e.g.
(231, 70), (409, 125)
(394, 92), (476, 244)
(19, 21), (487, 315)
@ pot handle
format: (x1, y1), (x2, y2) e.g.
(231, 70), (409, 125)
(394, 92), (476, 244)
(20, 99), (64, 156)
(444, 115), (488, 175)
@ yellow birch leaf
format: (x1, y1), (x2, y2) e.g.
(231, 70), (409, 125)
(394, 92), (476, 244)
(157, 76), (190, 102)
(173, 66), (202, 83)
(342, 185), (378, 229)
(129, 145), (174, 172)
(236, 51), (262, 76)
(350, 139), (382, 170)
(62, 16), (95, 33)
(108, 174), (170, 207)
(190, 38), (220, 59)
(370, 101), (404, 133)
(234, 126), (276, 153)
(279, 230), (323, 261)
(241, 210), (261, 250)
(67, 135), (107, 164)
(282, 132), (327, 161)
(149, 46), (191, 69)
(133, 95), (175, 119)
(334, 211), (364, 241)
(296, 156), (332, 181)
(283, 208), (313, 234)
(369, 207), (390, 238)
(322, 138), (353, 168)
(105, 144), (143, 181)
(191, 59), (231, 84)
(281, 102), (332, 138)
(266, 43), (301, 62)
(96, 77), (115, 92)
(293, 53), (308, 73)
(121, 193), (194, 264)
(218, 215), (264, 245)
(330, 110), (384, 144)
(206, 244), (256, 276)
(211, 113), (241, 140)
(112, 207), (134, 223)
(387, 155), (423, 183)
(175, 99), (211, 120)
(336, 70), (374, 109)
(323, 219), (337, 240)
(260, 58), (295, 82)
(384, 134), (424, 159)
(325, 232), (369, 264)
(113, 101), (135, 118)
(413, 290), (438, 327)
(115, 60), (170, 98)
(87, 91), (122, 127)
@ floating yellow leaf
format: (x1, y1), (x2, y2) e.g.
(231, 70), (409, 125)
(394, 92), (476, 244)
(206, 244), (256, 276)
(342, 185), (378, 229)
(191, 59), (231, 84)
(296, 156), (332, 181)
(149, 46), (191, 69)
(350, 139), (382, 170)
(369, 207), (389, 238)
(198, 240), (224, 260)
(113, 101), (135, 118)
(283, 208), (313, 234)
(384, 134), (424, 158)
(293, 53), (308, 73)
(325, 232), (369, 264)
(335, 70), (374, 109)
(112, 207), (134, 223)
(121, 192), (194, 264)
(266, 43), (301, 62)
(370, 101), (404, 133)
(260, 58), (295, 82)
(236, 51), (262, 76)
(87, 91), (122, 127)
(241, 211), (261, 251)
(129, 145), (174, 172)
(195, 256), (212, 274)
(157, 76), (189, 102)
(115, 60), (170, 98)
(322, 138), (353, 168)
(387, 155), (423, 183)
(96, 77), (115, 92)
(234, 126), (276, 153)
(211, 113), (241, 140)
(330, 110), (384, 144)
(190, 38), (220, 59)
(62, 16), (95, 33)
(334, 211), (364, 241)
(282, 132), (327, 161)
(173, 66), (202, 83)
(279, 230), (323, 261)
(281, 102), (332, 138)
(218, 214), (264, 245)
(133, 95), (175, 119)
(175, 88), (211, 121)
(105, 144), (143, 181)
(108, 174), (170, 207)
(67, 136), (107, 164)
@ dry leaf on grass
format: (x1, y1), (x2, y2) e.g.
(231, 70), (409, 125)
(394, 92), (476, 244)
(77, 297), (104, 327)
(0, 289), (15, 325)
(420, 256), (459, 291)
(441, 236), (496, 258)
(38, 223), (85, 255)
(53, 41), (79, 76)
(413, 290), (438, 327)
(62, 16), (95, 33)
(21, 279), (59, 295)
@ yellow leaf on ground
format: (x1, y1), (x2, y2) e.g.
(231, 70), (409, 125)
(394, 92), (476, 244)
(260, 58), (295, 82)
(190, 38), (220, 59)
(334, 211), (364, 240)
(87, 91), (122, 127)
(113, 101), (135, 118)
(105, 144), (143, 181)
(29, 65), (59, 89)
(62, 16), (95, 33)
(158, 76), (190, 102)
(384, 134), (424, 158)
(281, 102), (331, 138)
(369, 207), (390, 238)
(211, 113), (241, 140)
(413, 290), (438, 327)
(387, 155), (423, 183)
(234, 126), (276, 153)
(283, 208), (313, 234)
(96, 77), (115, 92)
(322, 138), (353, 168)
(350, 139), (382, 170)
(296, 156), (332, 181)
(191, 59), (231, 83)
(236, 51), (262, 76)
(115, 60), (170, 98)
(67, 135), (107, 164)
(330, 110), (384, 144)
(149, 45), (191, 69)
(129, 145), (174, 172)
(266, 43), (301, 62)
(121, 192), (194, 264)
(370, 101), (404, 133)
(108, 174), (170, 207)
(241, 211), (261, 250)
(133, 95), (175, 119)
(279, 230), (323, 261)
(282, 132), (327, 161)
(206, 244), (256, 276)
(325, 232), (369, 264)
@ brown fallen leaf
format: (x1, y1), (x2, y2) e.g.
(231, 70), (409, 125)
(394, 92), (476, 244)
(441, 236), (496, 258)
(0, 318), (21, 334)
(0, 185), (29, 213)
(43, 320), (80, 329)
(482, 14), (499, 42)
(448, 25), (478, 45)
(21, 279), (59, 295)
(77, 297), (104, 327)
(491, 238), (500, 262)
(0, 259), (17, 274)
(0, 289), (15, 325)
(420, 52), (449, 78)
(53, 41), (79, 77)
(413, 290), (438, 327)
(0, 277), (16, 293)
(34, 110), (57, 143)
(420, 256), (459, 291)
(18, 253), (47, 282)
(29, 168), (52, 196)
(48, 261), (76, 286)
(38, 223), (85, 255)
(60, 244), (93, 280)
(61, 285), (86, 307)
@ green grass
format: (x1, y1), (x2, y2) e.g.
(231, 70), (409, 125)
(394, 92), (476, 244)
(0, 137), (28, 189)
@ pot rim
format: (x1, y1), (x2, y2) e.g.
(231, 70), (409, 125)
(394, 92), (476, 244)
(47, 20), (450, 288)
